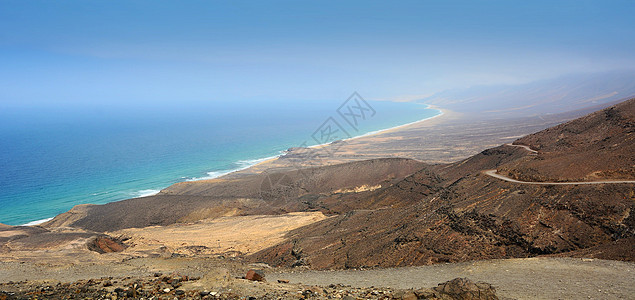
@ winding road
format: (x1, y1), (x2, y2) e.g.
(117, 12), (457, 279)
(483, 144), (635, 185)
(483, 170), (635, 185)
(504, 143), (538, 154)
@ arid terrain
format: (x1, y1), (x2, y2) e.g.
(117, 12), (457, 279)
(1, 98), (634, 299)
(0, 256), (631, 299)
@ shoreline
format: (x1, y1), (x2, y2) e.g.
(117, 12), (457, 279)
(344, 105), (445, 140)
(21, 217), (54, 226)
(189, 104), (444, 181)
(21, 104), (444, 226)
(185, 155), (283, 181)
(306, 104), (445, 150)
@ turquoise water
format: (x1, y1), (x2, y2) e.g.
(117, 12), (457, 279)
(0, 99), (439, 225)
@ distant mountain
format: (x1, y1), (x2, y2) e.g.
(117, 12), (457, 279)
(423, 70), (635, 118)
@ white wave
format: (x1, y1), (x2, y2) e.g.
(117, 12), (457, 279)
(186, 170), (235, 181)
(22, 217), (54, 226)
(236, 155), (281, 167)
(132, 189), (160, 198)
(187, 154), (282, 181)
(91, 191), (111, 196)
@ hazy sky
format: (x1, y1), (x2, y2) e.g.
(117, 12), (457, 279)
(1, 0), (634, 108)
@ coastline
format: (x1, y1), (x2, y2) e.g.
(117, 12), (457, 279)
(21, 104), (445, 226)
(188, 104), (444, 181)
(185, 155), (283, 182)
(21, 217), (54, 226)
(307, 104), (445, 149)
(344, 105), (446, 139)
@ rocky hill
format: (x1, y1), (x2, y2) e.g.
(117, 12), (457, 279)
(42, 158), (425, 232)
(499, 98), (635, 182)
(251, 99), (635, 269)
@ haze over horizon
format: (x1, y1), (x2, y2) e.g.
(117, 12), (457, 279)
(1, 0), (635, 109)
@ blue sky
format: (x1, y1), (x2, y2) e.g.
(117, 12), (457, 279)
(1, 0), (634, 108)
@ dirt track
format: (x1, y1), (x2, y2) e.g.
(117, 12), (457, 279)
(484, 143), (635, 185)
(483, 169), (635, 185)
(505, 143), (538, 154)
(269, 257), (635, 300)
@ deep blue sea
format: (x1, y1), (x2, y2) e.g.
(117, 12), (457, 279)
(0, 99), (439, 225)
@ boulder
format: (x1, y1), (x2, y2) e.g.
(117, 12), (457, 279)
(433, 277), (498, 300)
(87, 236), (126, 253)
(245, 269), (265, 282)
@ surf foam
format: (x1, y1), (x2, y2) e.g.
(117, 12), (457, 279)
(186, 154), (281, 181)
(22, 217), (54, 226)
(132, 189), (161, 198)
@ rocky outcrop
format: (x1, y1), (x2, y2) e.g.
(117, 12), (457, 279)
(432, 278), (498, 300)
(87, 236), (127, 253)
(244, 269), (265, 282)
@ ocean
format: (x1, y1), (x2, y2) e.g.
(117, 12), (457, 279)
(0, 98), (439, 225)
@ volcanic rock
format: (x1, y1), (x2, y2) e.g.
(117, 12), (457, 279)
(433, 277), (498, 300)
(245, 269), (265, 281)
(87, 236), (126, 253)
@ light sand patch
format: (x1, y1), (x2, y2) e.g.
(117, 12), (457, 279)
(0, 230), (29, 238)
(333, 184), (382, 194)
(115, 212), (328, 255)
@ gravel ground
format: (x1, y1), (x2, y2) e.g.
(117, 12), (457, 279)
(269, 257), (635, 300)
(0, 257), (633, 299)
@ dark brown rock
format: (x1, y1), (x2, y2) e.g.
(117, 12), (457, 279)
(434, 278), (498, 300)
(397, 290), (417, 300)
(245, 269), (265, 282)
(87, 236), (126, 253)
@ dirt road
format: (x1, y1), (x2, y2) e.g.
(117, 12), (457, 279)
(505, 143), (538, 154)
(483, 170), (635, 185)
(269, 257), (634, 300)
(484, 144), (635, 185)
